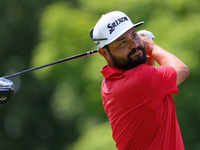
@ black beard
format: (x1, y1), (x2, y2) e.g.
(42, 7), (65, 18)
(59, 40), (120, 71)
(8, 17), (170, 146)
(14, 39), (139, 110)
(109, 46), (147, 70)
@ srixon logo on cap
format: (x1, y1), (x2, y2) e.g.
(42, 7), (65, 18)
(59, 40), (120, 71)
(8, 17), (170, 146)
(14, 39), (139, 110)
(107, 16), (129, 34)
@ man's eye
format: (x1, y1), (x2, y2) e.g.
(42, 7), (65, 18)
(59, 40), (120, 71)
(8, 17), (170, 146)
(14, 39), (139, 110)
(120, 41), (126, 45)
(133, 34), (137, 38)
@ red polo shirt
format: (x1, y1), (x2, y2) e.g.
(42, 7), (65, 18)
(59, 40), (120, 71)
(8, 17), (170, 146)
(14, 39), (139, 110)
(100, 64), (184, 150)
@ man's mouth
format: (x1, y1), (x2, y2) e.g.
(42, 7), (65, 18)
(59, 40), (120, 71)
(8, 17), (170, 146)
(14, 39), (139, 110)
(134, 49), (142, 55)
(128, 46), (145, 58)
(129, 49), (142, 57)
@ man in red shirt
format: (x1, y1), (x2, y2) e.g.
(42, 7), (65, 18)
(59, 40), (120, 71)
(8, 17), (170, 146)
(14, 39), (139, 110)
(90, 11), (189, 150)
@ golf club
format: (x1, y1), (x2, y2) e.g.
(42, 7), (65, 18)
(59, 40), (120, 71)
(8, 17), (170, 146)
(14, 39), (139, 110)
(0, 30), (154, 106)
(0, 49), (98, 106)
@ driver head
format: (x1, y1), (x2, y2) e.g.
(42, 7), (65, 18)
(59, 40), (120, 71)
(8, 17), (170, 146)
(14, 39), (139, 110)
(0, 78), (14, 106)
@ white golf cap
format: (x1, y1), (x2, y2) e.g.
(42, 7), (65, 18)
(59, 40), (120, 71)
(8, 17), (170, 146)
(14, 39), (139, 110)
(90, 11), (144, 48)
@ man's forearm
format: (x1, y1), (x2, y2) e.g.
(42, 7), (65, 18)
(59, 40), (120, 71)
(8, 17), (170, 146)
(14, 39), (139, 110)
(145, 56), (155, 66)
(151, 45), (189, 85)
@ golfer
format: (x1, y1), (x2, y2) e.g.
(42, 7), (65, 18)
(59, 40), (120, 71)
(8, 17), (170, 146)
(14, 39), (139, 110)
(90, 11), (189, 150)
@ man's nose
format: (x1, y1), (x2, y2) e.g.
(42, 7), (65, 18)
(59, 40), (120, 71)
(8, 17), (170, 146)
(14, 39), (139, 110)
(128, 39), (139, 50)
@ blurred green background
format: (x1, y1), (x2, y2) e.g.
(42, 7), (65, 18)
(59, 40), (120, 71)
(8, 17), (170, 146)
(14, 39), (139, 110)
(0, 0), (200, 149)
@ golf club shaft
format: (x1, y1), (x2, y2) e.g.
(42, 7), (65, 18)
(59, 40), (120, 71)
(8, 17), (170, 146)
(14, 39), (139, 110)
(3, 49), (98, 79)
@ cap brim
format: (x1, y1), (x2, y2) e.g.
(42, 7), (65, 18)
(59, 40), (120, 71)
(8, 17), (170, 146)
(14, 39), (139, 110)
(133, 21), (144, 28)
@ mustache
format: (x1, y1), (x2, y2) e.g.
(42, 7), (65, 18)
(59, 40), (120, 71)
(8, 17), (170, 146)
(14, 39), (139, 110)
(127, 46), (145, 57)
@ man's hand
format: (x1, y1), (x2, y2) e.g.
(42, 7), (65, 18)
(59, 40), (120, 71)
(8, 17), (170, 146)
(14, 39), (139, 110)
(138, 30), (156, 66)
(137, 30), (155, 40)
(138, 30), (156, 56)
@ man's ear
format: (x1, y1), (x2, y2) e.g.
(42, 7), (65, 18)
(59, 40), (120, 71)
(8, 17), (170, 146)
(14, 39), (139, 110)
(98, 48), (110, 60)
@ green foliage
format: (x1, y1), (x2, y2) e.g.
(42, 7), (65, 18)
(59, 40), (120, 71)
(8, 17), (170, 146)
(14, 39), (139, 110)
(68, 121), (117, 150)
(0, 0), (200, 149)
(31, 2), (99, 80)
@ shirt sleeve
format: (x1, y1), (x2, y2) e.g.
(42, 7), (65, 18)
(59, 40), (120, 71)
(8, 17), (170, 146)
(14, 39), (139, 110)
(141, 65), (178, 101)
(127, 65), (178, 106)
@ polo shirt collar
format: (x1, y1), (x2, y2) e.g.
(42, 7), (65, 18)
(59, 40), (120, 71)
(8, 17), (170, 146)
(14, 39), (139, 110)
(100, 64), (126, 80)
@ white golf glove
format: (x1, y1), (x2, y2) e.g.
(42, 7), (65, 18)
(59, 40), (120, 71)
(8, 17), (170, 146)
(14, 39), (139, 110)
(137, 30), (155, 40)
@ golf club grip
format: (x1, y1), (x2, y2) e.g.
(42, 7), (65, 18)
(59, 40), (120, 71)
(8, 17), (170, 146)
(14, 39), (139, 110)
(3, 49), (98, 79)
